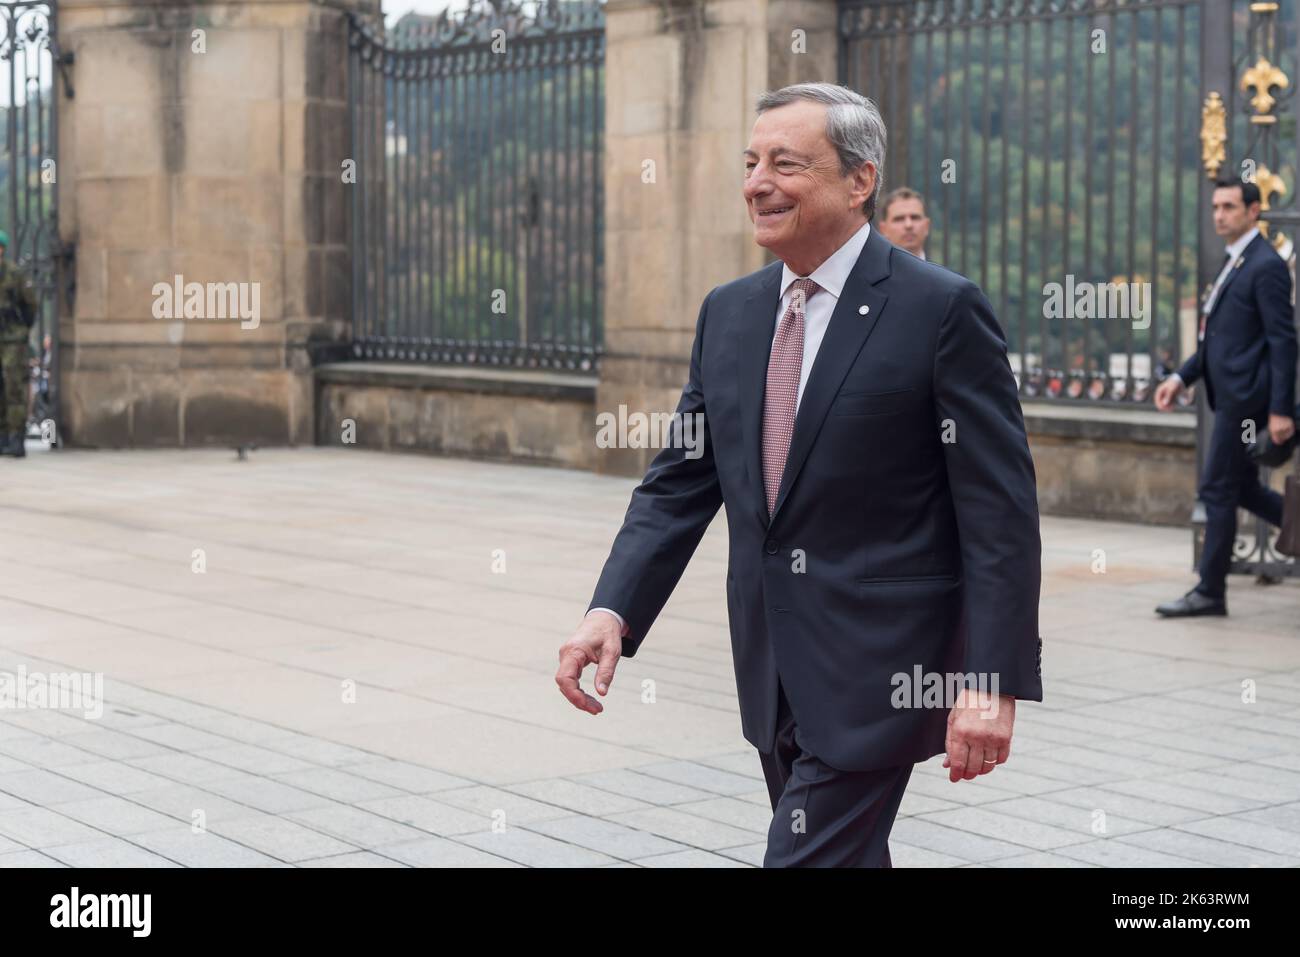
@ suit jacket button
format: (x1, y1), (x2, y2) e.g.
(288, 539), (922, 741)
(765, 540), (779, 555)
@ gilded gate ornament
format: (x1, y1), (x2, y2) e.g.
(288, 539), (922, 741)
(1200, 92), (1227, 179)
(1241, 56), (1289, 122)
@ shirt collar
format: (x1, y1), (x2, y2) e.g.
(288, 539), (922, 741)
(1226, 226), (1260, 261)
(779, 220), (873, 302)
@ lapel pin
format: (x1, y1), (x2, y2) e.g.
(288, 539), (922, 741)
(858, 304), (870, 315)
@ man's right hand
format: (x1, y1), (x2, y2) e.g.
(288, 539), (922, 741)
(555, 611), (623, 715)
(1153, 376), (1182, 411)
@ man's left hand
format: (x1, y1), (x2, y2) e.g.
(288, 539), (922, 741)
(943, 689), (1015, 783)
(1268, 413), (1296, 446)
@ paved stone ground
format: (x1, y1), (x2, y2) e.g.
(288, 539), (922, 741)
(0, 447), (1297, 867)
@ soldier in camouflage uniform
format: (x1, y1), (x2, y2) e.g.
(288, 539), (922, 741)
(0, 230), (37, 458)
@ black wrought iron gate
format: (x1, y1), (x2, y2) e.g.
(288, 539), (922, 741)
(1203, 0), (1300, 577)
(839, 0), (1299, 577)
(0, 0), (63, 446)
(345, 0), (605, 372)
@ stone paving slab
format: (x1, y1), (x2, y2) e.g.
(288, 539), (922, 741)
(0, 448), (1296, 866)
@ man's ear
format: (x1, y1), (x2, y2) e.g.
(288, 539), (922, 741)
(853, 162), (876, 206)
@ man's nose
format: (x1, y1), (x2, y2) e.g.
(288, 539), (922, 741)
(743, 163), (772, 197)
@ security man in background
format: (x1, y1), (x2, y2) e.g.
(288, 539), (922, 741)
(877, 186), (931, 261)
(0, 229), (37, 458)
(1153, 176), (1298, 616)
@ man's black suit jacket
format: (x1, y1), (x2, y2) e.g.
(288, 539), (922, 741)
(1177, 231), (1297, 416)
(588, 227), (1044, 772)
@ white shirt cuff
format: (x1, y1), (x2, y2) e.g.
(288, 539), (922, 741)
(586, 607), (628, 635)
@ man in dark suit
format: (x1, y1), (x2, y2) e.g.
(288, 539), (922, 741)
(1153, 176), (1297, 617)
(555, 83), (1043, 867)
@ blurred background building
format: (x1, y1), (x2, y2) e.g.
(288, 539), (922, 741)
(7, 0), (1299, 557)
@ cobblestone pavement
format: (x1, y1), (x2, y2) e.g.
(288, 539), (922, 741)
(0, 448), (1297, 867)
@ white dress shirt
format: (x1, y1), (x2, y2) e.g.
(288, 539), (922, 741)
(588, 221), (876, 636)
(1169, 225), (1259, 389)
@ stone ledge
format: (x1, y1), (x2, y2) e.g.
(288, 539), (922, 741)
(314, 362), (599, 402)
(1021, 399), (1197, 447)
(314, 362), (596, 469)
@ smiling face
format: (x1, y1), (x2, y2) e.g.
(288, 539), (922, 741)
(742, 100), (876, 276)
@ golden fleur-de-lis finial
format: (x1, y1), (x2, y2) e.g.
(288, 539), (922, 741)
(1255, 165), (1286, 209)
(1241, 57), (1289, 117)
(1252, 165), (1287, 237)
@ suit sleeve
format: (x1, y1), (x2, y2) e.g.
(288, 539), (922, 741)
(587, 288), (724, 657)
(1256, 255), (1298, 417)
(1176, 345), (1203, 388)
(933, 280), (1043, 701)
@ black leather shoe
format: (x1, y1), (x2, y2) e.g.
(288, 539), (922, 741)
(7, 432), (24, 458)
(1156, 589), (1226, 617)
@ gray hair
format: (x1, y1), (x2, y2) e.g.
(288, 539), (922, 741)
(755, 83), (886, 220)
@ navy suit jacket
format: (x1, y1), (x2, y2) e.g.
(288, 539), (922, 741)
(1177, 232), (1297, 417)
(588, 227), (1044, 772)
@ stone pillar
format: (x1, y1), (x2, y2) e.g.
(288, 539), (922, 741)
(595, 0), (838, 475)
(58, 0), (378, 447)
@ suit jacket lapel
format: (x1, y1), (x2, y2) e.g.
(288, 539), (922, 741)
(1207, 232), (1264, 321)
(738, 262), (783, 529)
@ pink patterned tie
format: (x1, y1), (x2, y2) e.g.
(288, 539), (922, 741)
(762, 277), (819, 516)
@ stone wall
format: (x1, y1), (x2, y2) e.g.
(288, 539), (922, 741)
(1023, 404), (1198, 526)
(315, 367), (1207, 526)
(314, 364), (598, 469)
(54, 0), (1219, 529)
(595, 0), (839, 475)
(59, 0), (378, 447)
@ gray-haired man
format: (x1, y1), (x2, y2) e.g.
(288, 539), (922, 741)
(556, 83), (1043, 867)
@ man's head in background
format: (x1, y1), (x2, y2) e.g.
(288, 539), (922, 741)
(878, 187), (930, 260)
(1211, 176), (1262, 245)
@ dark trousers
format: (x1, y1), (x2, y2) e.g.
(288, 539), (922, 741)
(1198, 407), (1285, 599)
(757, 682), (913, 867)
